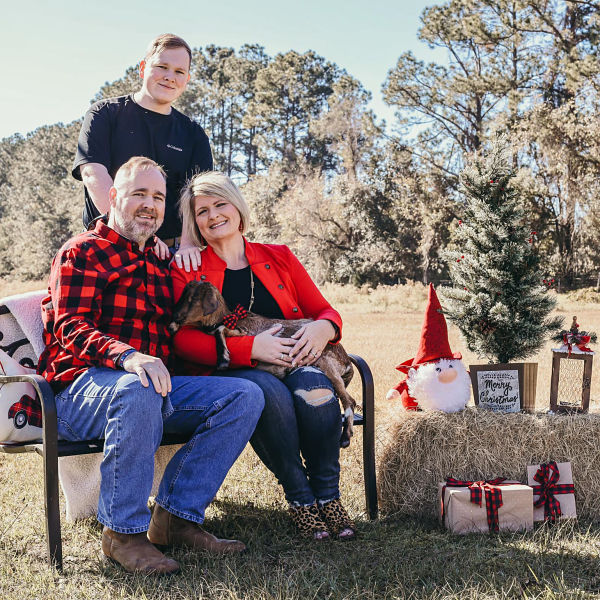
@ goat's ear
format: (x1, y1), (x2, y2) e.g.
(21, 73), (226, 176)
(191, 288), (203, 306)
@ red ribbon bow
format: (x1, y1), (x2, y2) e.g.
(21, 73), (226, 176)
(562, 333), (592, 355)
(532, 461), (575, 522)
(222, 304), (248, 329)
(442, 477), (516, 533)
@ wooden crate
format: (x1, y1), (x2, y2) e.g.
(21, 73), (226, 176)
(470, 362), (538, 413)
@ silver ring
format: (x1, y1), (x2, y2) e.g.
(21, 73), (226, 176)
(310, 351), (317, 357)
(280, 353), (284, 360)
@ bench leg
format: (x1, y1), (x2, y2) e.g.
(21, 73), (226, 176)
(43, 442), (62, 571)
(29, 374), (64, 570)
(363, 417), (378, 520)
(349, 354), (378, 520)
(362, 383), (378, 520)
(32, 374), (63, 571)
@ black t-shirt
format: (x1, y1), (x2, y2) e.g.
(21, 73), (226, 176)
(72, 94), (213, 239)
(221, 267), (284, 319)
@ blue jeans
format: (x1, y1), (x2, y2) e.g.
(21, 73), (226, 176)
(222, 367), (342, 505)
(55, 367), (264, 533)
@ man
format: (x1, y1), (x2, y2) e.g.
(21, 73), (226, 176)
(38, 156), (264, 575)
(73, 33), (207, 269)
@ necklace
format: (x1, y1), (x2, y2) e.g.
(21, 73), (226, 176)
(248, 269), (255, 312)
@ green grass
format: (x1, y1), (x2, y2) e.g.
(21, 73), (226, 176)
(2, 282), (600, 599)
(3, 448), (600, 599)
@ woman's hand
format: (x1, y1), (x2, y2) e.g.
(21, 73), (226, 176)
(289, 320), (336, 367)
(172, 243), (202, 272)
(153, 238), (170, 261)
(251, 324), (296, 366)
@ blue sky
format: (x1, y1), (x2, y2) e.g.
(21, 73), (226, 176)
(0, 0), (444, 140)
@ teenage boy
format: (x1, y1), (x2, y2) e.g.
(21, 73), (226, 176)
(72, 33), (208, 269)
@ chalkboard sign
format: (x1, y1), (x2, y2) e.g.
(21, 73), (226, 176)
(474, 368), (520, 412)
(469, 363), (537, 413)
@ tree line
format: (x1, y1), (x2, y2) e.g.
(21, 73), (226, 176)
(1, 0), (599, 288)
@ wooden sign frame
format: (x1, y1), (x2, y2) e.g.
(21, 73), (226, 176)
(549, 352), (593, 414)
(470, 363), (538, 413)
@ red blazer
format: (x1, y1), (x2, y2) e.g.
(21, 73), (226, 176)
(171, 239), (343, 375)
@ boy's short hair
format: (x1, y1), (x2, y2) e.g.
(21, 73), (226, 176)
(145, 34), (192, 68)
(114, 156), (166, 188)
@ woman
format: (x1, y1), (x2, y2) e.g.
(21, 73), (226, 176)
(170, 171), (355, 541)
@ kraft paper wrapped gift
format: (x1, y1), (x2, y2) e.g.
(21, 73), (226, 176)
(527, 461), (577, 522)
(438, 478), (534, 534)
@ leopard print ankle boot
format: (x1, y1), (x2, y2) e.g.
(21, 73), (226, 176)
(288, 502), (330, 540)
(318, 498), (356, 540)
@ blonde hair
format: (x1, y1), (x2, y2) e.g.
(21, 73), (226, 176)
(145, 33), (192, 68)
(114, 156), (166, 188)
(179, 172), (251, 247)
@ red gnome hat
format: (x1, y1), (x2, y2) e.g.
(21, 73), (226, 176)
(393, 283), (462, 410)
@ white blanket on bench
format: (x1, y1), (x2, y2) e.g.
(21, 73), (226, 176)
(4, 290), (46, 359)
(6, 290), (182, 521)
(58, 446), (181, 521)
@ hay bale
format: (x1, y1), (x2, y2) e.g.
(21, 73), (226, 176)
(378, 407), (600, 520)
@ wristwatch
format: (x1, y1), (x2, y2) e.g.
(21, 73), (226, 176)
(116, 348), (136, 369)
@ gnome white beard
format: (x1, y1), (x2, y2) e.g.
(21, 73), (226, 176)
(407, 358), (470, 412)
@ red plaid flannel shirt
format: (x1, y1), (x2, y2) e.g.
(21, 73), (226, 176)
(37, 220), (174, 392)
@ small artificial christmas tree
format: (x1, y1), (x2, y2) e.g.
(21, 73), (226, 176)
(440, 140), (562, 364)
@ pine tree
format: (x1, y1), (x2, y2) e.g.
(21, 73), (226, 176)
(440, 139), (562, 364)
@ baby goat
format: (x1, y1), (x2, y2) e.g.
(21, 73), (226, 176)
(170, 280), (356, 447)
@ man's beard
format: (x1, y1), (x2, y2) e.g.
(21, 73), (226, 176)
(114, 209), (161, 247)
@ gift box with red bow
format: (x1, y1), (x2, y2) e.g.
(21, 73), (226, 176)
(526, 461), (576, 522)
(438, 478), (533, 534)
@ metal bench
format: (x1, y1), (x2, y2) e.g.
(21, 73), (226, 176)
(0, 355), (376, 571)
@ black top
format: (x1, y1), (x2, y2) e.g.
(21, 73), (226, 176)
(73, 94), (213, 239)
(221, 267), (284, 319)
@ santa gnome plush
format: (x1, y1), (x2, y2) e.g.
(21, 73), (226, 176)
(386, 284), (470, 412)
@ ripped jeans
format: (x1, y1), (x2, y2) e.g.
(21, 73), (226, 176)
(221, 367), (342, 505)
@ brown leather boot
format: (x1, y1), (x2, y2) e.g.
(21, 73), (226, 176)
(101, 527), (180, 575)
(147, 504), (246, 554)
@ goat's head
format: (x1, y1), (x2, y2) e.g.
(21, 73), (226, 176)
(169, 281), (229, 333)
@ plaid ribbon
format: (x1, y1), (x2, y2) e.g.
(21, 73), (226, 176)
(562, 333), (592, 355)
(442, 477), (517, 533)
(222, 304), (248, 329)
(532, 461), (575, 522)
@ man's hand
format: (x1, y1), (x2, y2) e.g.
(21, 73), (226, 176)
(172, 243), (202, 272)
(122, 352), (171, 397)
(153, 237), (170, 261)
